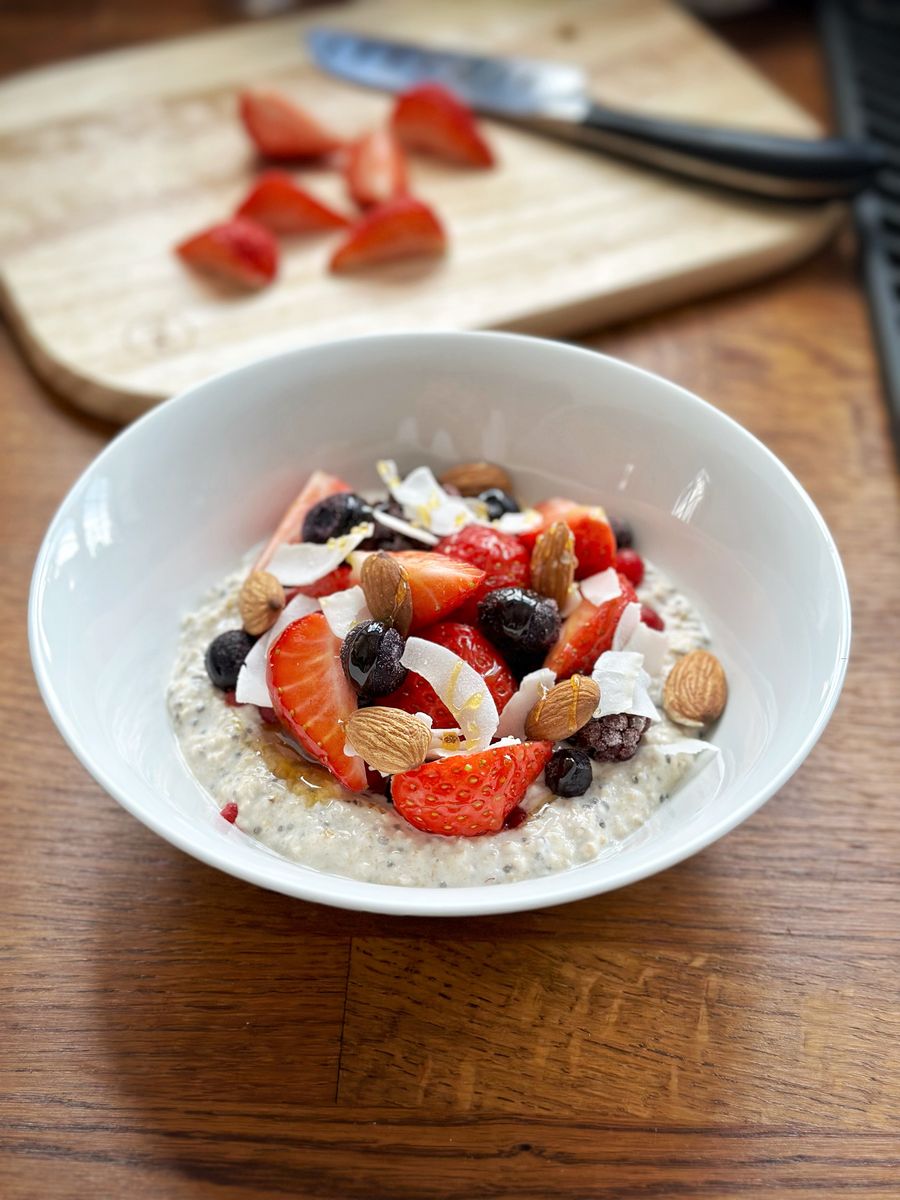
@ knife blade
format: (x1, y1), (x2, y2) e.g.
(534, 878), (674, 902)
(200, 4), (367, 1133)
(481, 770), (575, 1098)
(305, 27), (884, 201)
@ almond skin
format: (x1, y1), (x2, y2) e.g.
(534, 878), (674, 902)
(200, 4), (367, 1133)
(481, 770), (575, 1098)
(438, 461), (512, 497)
(239, 569), (285, 636)
(530, 520), (577, 609)
(525, 674), (600, 741)
(345, 707), (432, 775)
(663, 649), (727, 728)
(360, 551), (413, 635)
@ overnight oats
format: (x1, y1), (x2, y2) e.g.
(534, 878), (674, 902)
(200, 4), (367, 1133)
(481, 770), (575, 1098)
(168, 460), (727, 888)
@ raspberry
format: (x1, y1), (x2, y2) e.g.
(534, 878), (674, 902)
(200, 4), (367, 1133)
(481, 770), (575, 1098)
(614, 548), (644, 588)
(640, 604), (665, 631)
(572, 713), (650, 763)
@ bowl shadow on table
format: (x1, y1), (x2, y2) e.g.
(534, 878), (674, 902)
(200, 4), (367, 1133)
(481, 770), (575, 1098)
(88, 837), (746, 1154)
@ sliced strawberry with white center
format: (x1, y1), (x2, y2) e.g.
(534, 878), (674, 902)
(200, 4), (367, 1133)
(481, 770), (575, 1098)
(329, 196), (446, 273)
(239, 88), (343, 159)
(345, 127), (408, 208)
(519, 498), (617, 579)
(253, 470), (352, 572)
(175, 218), (278, 289)
(544, 574), (639, 679)
(236, 171), (349, 233)
(384, 550), (484, 630)
(266, 611), (367, 792)
(391, 83), (495, 168)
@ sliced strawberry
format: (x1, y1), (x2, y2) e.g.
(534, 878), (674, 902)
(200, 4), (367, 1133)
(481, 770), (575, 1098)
(329, 196), (446, 273)
(392, 740), (552, 837)
(383, 621), (516, 725)
(175, 218), (277, 289)
(239, 87), (343, 159)
(290, 565), (353, 600)
(345, 127), (408, 208)
(392, 550), (485, 630)
(236, 170), (348, 233)
(253, 470), (352, 572)
(544, 574), (638, 679)
(435, 525), (530, 623)
(267, 612), (367, 792)
(391, 83), (495, 168)
(520, 499), (616, 579)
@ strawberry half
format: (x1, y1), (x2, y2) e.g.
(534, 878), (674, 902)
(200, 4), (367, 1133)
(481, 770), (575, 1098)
(392, 740), (553, 836)
(267, 611), (367, 792)
(544, 573), (638, 679)
(329, 196), (447, 272)
(175, 218), (278, 289)
(520, 499), (616, 579)
(253, 469), (352, 571)
(345, 127), (408, 208)
(382, 621), (517, 725)
(435, 525), (530, 623)
(391, 550), (485, 630)
(239, 87), (343, 159)
(236, 171), (349, 233)
(391, 83), (495, 168)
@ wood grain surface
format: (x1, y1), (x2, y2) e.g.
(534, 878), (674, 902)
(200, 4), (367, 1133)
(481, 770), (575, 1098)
(0, 0), (839, 420)
(2, 4), (899, 1198)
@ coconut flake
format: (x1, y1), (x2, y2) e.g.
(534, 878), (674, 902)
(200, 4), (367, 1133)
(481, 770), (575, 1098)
(268, 523), (374, 586)
(612, 601), (641, 651)
(591, 650), (659, 722)
(621, 619), (669, 679)
(560, 586), (581, 617)
(630, 669), (660, 722)
(493, 509), (542, 535)
(496, 668), (556, 740)
(373, 508), (439, 546)
(377, 460), (474, 536)
(234, 593), (319, 706)
(319, 585), (371, 640)
(400, 636), (498, 750)
(580, 568), (621, 608)
(658, 737), (718, 757)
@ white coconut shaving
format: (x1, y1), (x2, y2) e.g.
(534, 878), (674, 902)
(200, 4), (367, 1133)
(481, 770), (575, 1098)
(235, 593), (319, 707)
(658, 737), (719, 757)
(493, 509), (542, 535)
(372, 508), (439, 546)
(620, 619), (669, 679)
(580, 568), (621, 608)
(612, 601), (642, 651)
(400, 636), (499, 750)
(591, 650), (660, 723)
(495, 668), (556, 740)
(560, 587), (581, 617)
(377, 460), (474, 537)
(267, 523), (374, 586)
(319, 585), (371, 640)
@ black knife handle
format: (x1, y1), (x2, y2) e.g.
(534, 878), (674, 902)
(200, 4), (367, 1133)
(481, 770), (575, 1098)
(551, 103), (885, 200)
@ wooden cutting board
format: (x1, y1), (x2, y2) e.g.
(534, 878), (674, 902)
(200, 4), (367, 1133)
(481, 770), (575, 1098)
(0, 0), (839, 422)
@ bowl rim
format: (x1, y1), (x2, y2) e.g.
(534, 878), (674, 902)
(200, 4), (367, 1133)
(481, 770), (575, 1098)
(29, 330), (851, 916)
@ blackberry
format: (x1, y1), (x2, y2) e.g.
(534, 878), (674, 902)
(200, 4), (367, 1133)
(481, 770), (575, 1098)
(205, 629), (256, 690)
(477, 587), (560, 665)
(610, 517), (633, 550)
(572, 713), (650, 763)
(340, 620), (408, 698)
(302, 492), (372, 543)
(544, 747), (593, 797)
(479, 487), (519, 521)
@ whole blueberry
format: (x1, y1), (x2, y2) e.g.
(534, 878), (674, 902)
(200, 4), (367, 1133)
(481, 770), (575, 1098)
(544, 747), (593, 797)
(610, 517), (634, 550)
(477, 587), (561, 665)
(205, 629), (256, 690)
(479, 488), (520, 521)
(359, 498), (420, 552)
(340, 620), (408, 698)
(302, 492), (372, 544)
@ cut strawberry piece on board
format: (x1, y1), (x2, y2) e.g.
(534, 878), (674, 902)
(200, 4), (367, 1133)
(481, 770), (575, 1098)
(391, 83), (495, 168)
(239, 87), (343, 159)
(392, 740), (552, 836)
(519, 498), (617, 579)
(236, 170), (349, 233)
(267, 611), (367, 792)
(345, 127), (408, 208)
(382, 621), (517, 726)
(435, 525), (531, 624)
(175, 218), (278, 289)
(329, 196), (447, 272)
(544, 574), (639, 679)
(391, 550), (485, 630)
(253, 470), (352, 572)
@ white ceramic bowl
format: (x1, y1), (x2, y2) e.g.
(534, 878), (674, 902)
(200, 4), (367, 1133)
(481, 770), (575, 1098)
(29, 332), (850, 916)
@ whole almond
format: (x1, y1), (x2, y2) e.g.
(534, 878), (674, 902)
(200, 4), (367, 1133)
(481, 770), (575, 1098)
(525, 674), (600, 741)
(345, 707), (431, 775)
(530, 521), (577, 609)
(438, 460), (512, 497)
(663, 649), (727, 728)
(360, 552), (413, 635)
(239, 570), (285, 636)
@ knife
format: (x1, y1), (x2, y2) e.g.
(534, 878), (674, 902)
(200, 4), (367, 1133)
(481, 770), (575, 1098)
(307, 28), (883, 201)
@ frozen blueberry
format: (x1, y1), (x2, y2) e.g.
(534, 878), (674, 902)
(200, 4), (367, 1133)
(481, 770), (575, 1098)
(302, 492), (372, 544)
(205, 629), (256, 690)
(479, 488), (520, 521)
(341, 620), (408, 698)
(544, 747), (593, 797)
(477, 587), (560, 665)
(359, 498), (419, 552)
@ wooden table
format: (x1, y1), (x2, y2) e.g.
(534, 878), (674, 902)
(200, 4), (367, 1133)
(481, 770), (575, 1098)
(2, 6), (898, 1197)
